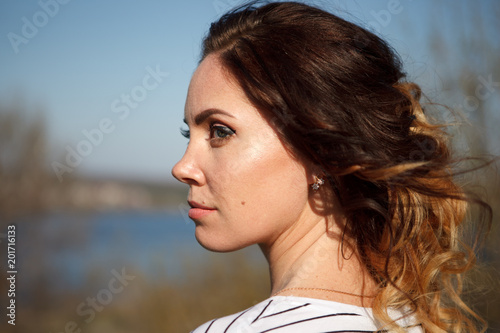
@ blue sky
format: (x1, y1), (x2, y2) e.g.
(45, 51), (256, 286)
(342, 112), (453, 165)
(1, 0), (498, 183)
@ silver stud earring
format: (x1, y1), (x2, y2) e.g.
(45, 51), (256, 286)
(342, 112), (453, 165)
(311, 176), (324, 191)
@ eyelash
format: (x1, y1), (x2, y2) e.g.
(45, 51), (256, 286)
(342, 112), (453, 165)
(180, 128), (190, 139)
(179, 123), (235, 143)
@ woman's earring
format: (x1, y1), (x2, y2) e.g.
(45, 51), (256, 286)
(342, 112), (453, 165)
(311, 176), (324, 191)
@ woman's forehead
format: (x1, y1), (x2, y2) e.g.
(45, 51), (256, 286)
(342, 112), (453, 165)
(185, 54), (253, 121)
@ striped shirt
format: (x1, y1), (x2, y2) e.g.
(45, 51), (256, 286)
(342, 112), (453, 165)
(191, 295), (423, 332)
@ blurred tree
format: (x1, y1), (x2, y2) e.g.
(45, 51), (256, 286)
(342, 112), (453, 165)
(0, 103), (82, 333)
(0, 106), (49, 221)
(427, 1), (500, 331)
(0, 104), (50, 333)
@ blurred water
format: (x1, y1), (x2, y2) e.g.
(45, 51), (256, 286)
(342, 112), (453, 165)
(16, 210), (208, 292)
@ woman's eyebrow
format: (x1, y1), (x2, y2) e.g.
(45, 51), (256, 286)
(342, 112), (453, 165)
(184, 108), (235, 126)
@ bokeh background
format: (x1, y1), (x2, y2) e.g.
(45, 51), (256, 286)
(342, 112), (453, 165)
(0, 0), (499, 332)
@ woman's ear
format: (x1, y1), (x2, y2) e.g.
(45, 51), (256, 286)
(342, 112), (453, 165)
(306, 170), (316, 186)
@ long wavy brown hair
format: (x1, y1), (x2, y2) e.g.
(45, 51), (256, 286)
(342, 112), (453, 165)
(200, 1), (492, 332)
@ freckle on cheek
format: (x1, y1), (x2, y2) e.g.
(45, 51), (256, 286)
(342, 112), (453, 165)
(241, 201), (246, 205)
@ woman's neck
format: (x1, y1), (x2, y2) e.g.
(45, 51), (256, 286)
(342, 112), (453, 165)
(259, 212), (378, 307)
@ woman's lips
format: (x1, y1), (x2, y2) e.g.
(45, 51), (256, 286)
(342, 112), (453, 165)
(188, 201), (216, 219)
(188, 208), (216, 219)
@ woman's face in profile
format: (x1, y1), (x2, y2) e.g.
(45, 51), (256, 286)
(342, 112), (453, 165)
(172, 54), (312, 252)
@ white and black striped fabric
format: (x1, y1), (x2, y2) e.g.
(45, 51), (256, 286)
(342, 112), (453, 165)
(191, 295), (422, 332)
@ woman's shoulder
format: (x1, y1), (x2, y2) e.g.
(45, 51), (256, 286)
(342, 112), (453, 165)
(190, 295), (422, 332)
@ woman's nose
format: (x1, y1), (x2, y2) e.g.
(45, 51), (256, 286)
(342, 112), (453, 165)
(171, 147), (205, 186)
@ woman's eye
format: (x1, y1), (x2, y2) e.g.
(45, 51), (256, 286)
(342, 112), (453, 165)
(210, 124), (235, 140)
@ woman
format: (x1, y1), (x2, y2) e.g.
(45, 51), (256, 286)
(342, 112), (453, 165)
(172, 2), (490, 332)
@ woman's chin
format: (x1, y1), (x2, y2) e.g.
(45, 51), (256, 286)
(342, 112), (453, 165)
(194, 229), (249, 253)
